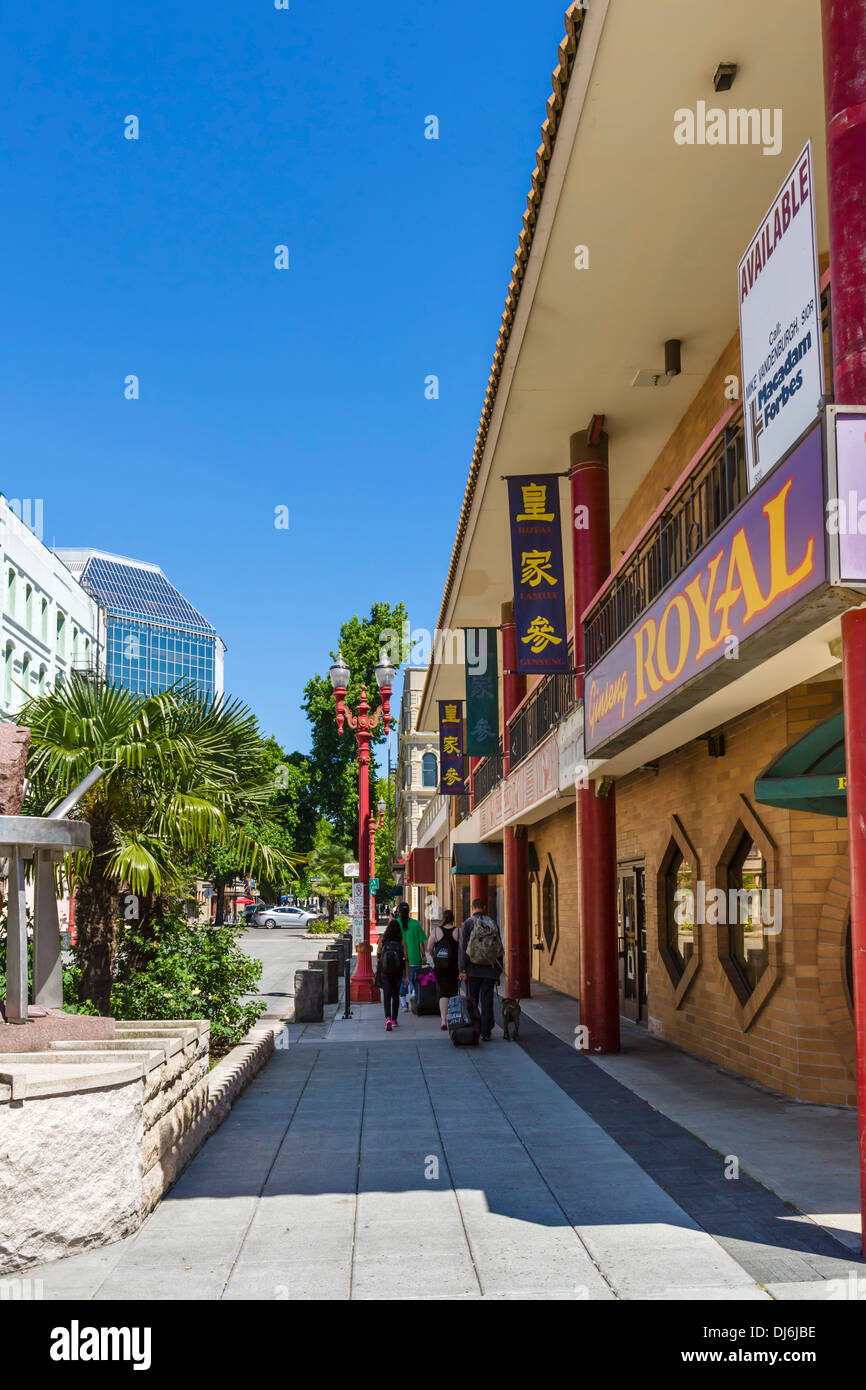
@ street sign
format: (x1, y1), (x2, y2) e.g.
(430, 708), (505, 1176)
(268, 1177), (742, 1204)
(344, 862), (359, 878)
(351, 914), (365, 944)
(351, 882), (364, 910)
(370, 878), (379, 894)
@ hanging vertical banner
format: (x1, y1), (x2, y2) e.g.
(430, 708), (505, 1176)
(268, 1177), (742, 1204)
(464, 629), (499, 755)
(506, 475), (570, 674)
(438, 700), (465, 795)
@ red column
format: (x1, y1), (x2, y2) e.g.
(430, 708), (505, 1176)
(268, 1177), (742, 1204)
(824, 0), (866, 1253)
(822, 0), (866, 403)
(501, 602), (531, 997)
(571, 428), (620, 1054)
(842, 610), (866, 1254)
(469, 874), (488, 909)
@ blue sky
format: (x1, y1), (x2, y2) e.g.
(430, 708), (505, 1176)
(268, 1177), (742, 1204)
(1, 0), (569, 752)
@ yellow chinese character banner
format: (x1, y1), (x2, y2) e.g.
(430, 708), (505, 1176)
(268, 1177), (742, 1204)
(438, 699), (465, 796)
(507, 475), (569, 674)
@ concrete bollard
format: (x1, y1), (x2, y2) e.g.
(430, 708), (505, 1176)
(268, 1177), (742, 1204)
(322, 949), (341, 996)
(294, 969), (324, 1022)
(321, 951), (341, 1003)
(309, 956), (338, 1005)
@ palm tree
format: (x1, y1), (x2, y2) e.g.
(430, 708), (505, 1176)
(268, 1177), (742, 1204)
(22, 679), (300, 1011)
(307, 842), (353, 924)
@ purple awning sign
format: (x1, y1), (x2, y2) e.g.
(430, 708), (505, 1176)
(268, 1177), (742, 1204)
(507, 475), (570, 675)
(584, 425), (826, 755)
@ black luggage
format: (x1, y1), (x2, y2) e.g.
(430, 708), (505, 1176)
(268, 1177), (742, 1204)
(410, 969), (439, 1016)
(447, 990), (482, 1046)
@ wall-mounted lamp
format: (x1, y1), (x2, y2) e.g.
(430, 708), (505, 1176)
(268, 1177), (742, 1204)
(664, 339), (682, 379)
(713, 62), (737, 93)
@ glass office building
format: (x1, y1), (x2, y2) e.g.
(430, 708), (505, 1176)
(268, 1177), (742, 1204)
(57, 550), (224, 699)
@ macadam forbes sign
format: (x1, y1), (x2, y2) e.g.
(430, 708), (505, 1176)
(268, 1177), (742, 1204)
(739, 140), (824, 492)
(506, 475), (570, 675)
(584, 421), (857, 758)
(438, 699), (465, 795)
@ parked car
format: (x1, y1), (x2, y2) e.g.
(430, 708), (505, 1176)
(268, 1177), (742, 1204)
(253, 905), (320, 930)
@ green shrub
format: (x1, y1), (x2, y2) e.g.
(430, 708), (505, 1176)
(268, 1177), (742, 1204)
(307, 913), (349, 934)
(109, 910), (266, 1055)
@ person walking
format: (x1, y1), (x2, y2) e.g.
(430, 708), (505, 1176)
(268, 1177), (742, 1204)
(427, 909), (460, 1031)
(375, 917), (406, 1031)
(458, 898), (503, 1041)
(397, 901), (427, 1012)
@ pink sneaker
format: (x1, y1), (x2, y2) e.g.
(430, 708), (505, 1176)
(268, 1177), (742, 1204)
(391, 1017), (399, 1028)
(385, 1019), (392, 1031)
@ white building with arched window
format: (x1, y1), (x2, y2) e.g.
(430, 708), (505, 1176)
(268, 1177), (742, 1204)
(0, 496), (106, 717)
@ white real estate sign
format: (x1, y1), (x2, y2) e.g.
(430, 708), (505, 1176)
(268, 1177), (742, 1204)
(738, 140), (824, 492)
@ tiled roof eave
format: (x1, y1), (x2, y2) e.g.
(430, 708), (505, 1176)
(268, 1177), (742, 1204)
(433, 3), (587, 637)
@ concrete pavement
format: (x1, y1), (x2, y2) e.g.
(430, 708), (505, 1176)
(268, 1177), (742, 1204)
(23, 989), (865, 1300)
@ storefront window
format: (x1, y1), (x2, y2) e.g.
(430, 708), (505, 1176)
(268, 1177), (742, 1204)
(664, 849), (694, 979)
(727, 835), (769, 996)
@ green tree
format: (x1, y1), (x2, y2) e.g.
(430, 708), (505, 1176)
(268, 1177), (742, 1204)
(22, 680), (299, 1011)
(302, 600), (407, 847)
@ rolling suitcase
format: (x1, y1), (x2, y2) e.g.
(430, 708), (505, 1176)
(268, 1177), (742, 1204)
(447, 989), (482, 1046)
(410, 969), (439, 1016)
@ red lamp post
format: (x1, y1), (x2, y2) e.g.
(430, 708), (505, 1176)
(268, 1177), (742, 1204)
(329, 649), (395, 1002)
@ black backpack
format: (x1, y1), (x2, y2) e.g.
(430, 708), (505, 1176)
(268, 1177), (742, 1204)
(380, 939), (404, 979)
(433, 931), (453, 965)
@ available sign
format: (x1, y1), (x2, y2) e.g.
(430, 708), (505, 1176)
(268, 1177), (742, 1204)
(739, 140), (824, 492)
(584, 425), (826, 756)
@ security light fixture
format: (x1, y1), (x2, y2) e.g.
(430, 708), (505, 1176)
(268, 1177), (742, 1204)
(713, 62), (737, 92)
(665, 339), (682, 378)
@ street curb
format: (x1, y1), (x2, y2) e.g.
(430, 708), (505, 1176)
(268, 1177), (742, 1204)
(204, 1018), (286, 1134)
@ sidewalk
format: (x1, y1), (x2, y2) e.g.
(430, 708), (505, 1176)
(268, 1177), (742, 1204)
(520, 984), (862, 1253)
(23, 987), (865, 1301)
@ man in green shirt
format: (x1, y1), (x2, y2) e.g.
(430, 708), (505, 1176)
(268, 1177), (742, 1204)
(397, 902), (427, 1011)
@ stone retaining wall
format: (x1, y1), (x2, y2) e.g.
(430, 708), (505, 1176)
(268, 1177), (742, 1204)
(0, 1015), (278, 1273)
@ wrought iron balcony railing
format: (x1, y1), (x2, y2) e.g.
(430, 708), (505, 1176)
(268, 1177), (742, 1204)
(509, 670), (575, 770)
(473, 744), (503, 806)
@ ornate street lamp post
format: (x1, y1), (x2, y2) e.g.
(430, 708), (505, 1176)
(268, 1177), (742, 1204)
(329, 650), (395, 1001)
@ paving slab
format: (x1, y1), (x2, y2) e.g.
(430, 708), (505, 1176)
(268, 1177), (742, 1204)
(25, 990), (860, 1302)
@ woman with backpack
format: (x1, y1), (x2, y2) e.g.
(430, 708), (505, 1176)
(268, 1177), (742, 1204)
(375, 917), (407, 1031)
(427, 909), (460, 1030)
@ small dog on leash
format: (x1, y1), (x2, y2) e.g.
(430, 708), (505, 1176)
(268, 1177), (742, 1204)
(500, 996), (521, 1041)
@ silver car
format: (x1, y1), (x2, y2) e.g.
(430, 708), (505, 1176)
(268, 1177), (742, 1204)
(253, 905), (319, 930)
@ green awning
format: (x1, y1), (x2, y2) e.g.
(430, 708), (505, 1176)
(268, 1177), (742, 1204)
(754, 711), (847, 817)
(450, 842), (540, 875)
